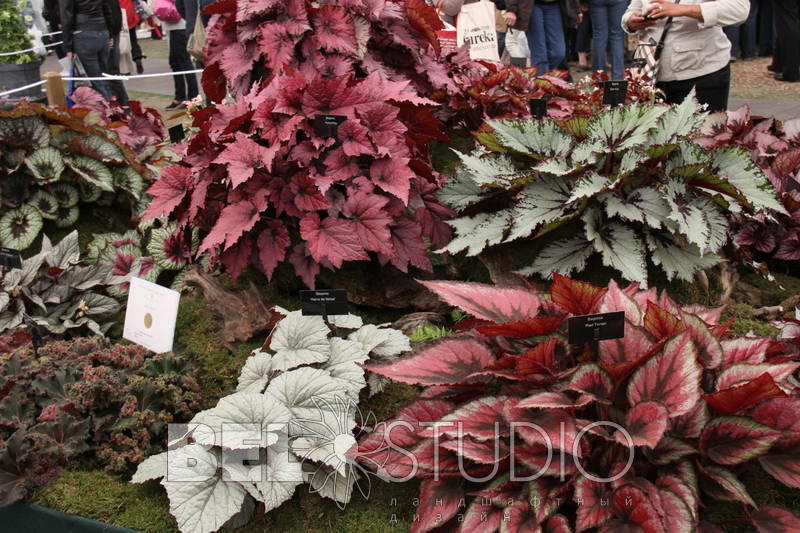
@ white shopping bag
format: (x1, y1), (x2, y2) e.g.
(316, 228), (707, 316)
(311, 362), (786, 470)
(456, 0), (500, 62)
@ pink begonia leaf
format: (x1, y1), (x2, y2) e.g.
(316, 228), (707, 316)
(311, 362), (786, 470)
(301, 75), (358, 119)
(144, 165), (193, 220)
(419, 280), (541, 323)
(342, 189), (393, 255)
(256, 220), (290, 280)
(409, 478), (464, 533)
(218, 40), (255, 82)
(618, 400), (669, 448)
(311, 5), (357, 55)
(199, 199), (262, 253)
(681, 311), (724, 369)
(290, 173), (329, 212)
(220, 234), (252, 281)
(382, 218), (432, 272)
(716, 362), (800, 391)
(317, 148), (361, 195)
(699, 416), (780, 465)
(214, 133), (279, 188)
(287, 243), (319, 289)
(418, 395), (510, 440)
(575, 476), (614, 532)
(338, 120), (374, 157)
(365, 337), (495, 386)
(259, 25), (300, 72)
(599, 279), (642, 325)
(721, 337), (770, 366)
(370, 157), (414, 204)
(236, 0), (282, 20)
(627, 331), (702, 418)
(299, 213), (368, 268)
(506, 403), (581, 456)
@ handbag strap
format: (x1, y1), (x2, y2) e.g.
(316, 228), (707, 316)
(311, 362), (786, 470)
(653, 0), (681, 63)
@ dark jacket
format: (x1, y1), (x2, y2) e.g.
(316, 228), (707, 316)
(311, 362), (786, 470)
(176, 0), (214, 36)
(58, 0), (115, 51)
(504, 0), (534, 31)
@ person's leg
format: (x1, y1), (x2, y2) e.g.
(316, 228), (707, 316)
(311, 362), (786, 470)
(724, 26), (741, 59)
(542, 3), (566, 71)
(774, 0), (799, 80)
(130, 27), (144, 73)
(526, 4), (550, 73)
(759, 0), (774, 55)
(655, 78), (694, 106)
(73, 30), (112, 100)
(173, 29), (198, 99)
(692, 64), (731, 112)
(108, 34), (129, 107)
(576, 9), (592, 67)
(168, 30), (184, 101)
(741, 0), (758, 58)
(590, 0), (610, 74)
(607, 0), (626, 79)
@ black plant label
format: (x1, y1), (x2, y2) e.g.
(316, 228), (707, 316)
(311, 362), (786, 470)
(602, 80), (628, 107)
(568, 311), (625, 344)
(529, 98), (547, 119)
(168, 124), (185, 143)
(313, 114), (347, 140)
(300, 289), (349, 317)
(0, 247), (22, 270)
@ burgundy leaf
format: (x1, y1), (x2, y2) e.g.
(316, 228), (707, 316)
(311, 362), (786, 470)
(199, 199), (262, 253)
(515, 338), (558, 377)
(384, 218), (432, 272)
(220, 234), (252, 281)
(255, 220), (290, 280)
(699, 416), (780, 465)
(705, 373), (786, 415)
(506, 405), (580, 455)
(342, 189), (394, 255)
(601, 484), (663, 533)
(681, 312), (723, 369)
(370, 156), (415, 204)
(365, 338), (495, 386)
(751, 505), (800, 533)
(419, 396), (509, 440)
(574, 477), (613, 532)
(647, 437), (697, 465)
(566, 364), (614, 404)
(749, 397), (800, 440)
(419, 281), (541, 324)
(288, 243), (319, 289)
(627, 332), (702, 418)
(698, 464), (755, 506)
(643, 301), (685, 341)
(550, 273), (606, 315)
(759, 448), (800, 488)
(475, 315), (565, 338)
(460, 498), (503, 533)
(144, 165), (193, 220)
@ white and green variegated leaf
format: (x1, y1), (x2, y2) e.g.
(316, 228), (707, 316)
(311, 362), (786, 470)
(24, 147), (64, 183)
(28, 190), (59, 220)
(80, 135), (125, 163)
(114, 167), (145, 201)
(0, 205), (43, 250)
(487, 119), (573, 157)
(269, 311), (331, 371)
(571, 140), (601, 166)
(54, 206), (80, 228)
(131, 451), (168, 483)
(161, 445), (248, 533)
(304, 463), (357, 506)
(649, 91), (705, 145)
(237, 448), (302, 513)
(518, 235), (595, 278)
(42, 230), (80, 268)
(619, 149), (647, 176)
(0, 116), (50, 148)
(79, 182), (103, 203)
(236, 351), (273, 393)
(437, 168), (484, 210)
(440, 211), (511, 256)
(327, 314), (363, 329)
(370, 328), (410, 357)
(347, 324), (391, 353)
(568, 172), (611, 203)
(50, 183), (80, 207)
(535, 158), (573, 176)
(265, 367), (350, 419)
(646, 231), (723, 281)
(190, 392), (292, 449)
(64, 156), (114, 192)
(290, 403), (357, 475)
(603, 187), (670, 228)
(665, 181), (716, 251)
(456, 148), (519, 186)
(587, 104), (668, 152)
(698, 199), (729, 253)
(711, 148), (785, 213)
(506, 176), (571, 242)
(584, 211), (647, 284)
(322, 338), (369, 400)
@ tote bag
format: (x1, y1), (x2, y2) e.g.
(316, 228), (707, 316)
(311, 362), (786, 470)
(456, 1), (501, 62)
(187, 1), (206, 62)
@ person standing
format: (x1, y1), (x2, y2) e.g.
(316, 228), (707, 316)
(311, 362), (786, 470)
(591, 0), (628, 78)
(622, 0), (749, 111)
(59, 0), (115, 100)
(119, 0), (143, 72)
(155, 0), (198, 108)
(773, 0), (799, 81)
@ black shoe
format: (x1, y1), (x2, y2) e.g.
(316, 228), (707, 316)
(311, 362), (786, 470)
(166, 100), (181, 109)
(175, 103), (187, 110)
(767, 64), (777, 72)
(774, 73), (800, 82)
(135, 59), (143, 74)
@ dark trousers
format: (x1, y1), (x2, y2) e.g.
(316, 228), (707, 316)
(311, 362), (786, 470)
(656, 64), (731, 112)
(774, 0), (800, 81)
(108, 33), (129, 106)
(758, 0), (774, 55)
(129, 27), (143, 61)
(73, 29), (112, 101)
(169, 29), (198, 101)
(724, 0), (758, 58)
(576, 13), (592, 54)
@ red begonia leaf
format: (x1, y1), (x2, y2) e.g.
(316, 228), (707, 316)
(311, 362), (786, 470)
(720, 337), (770, 366)
(671, 401), (710, 439)
(199, 199), (262, 253)
(759, 449), (800, 488)
(475, 315), (565, 338)
(291, 173), (329, 212)
(751, 505), (800, 532)
(603, 484), (663, 533)
(255, 220), (290, 280)
(288, 243), (319, 288)
(365, 337), (495, 386)
(370, 156), (415, 205)
(220, 234), (252, 281)
(214, 133), (279, 188)
(681, 312), (723, 369)
(342, 189), (393, 255)
(405, 0), (443, 55)
(311, 5), (357, 55)
(566, 363), (614, 404)
(705, 372), (786, 415)
(643, 301), (685, 341)
(144, 165), (193, 220)
(202, 61), (227, 104)
(716, 362), (800, 390)
(440, 436), (509, 464)
(299, 213), (368, 268)
(599, 279), (642, 325)
(338, 120), (374, 157)
(384, 218), (432, 272)
(259, 25), (300, 72)
(419, 396), (510, 440)
(506, 404), (580, 455)
(575, 477), (614, 532)
(419, 281), (541, 324)
(619, 401), (668, 448)
(460, 499), (503, 533)
(699, 416), (780, 465)
(515, 338), (558, 376)
(698, 463), (755, 506)
(627, 332), (702, 418)
(550, 273), (606, 315)
(598, 325), (653, 367)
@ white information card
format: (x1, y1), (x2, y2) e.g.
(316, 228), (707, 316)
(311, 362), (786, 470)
(123, 277), (180, 353)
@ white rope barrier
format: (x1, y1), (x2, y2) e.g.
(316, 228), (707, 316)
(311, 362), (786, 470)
(0, 80), (46, 99)
(62, 69), (203, 82)
(42, 30), (62, 37)
(0, 41), (64, 57)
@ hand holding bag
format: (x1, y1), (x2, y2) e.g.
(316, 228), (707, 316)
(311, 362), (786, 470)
(630, 0), (681, 85)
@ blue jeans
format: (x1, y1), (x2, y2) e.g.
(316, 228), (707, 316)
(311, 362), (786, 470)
(73, 29), (112, 101)
(590, 0), (627, 79)
(526, 2), (566, 73)
(724, 0), (758, 58)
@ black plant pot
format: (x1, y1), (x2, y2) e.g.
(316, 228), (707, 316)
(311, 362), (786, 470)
(0, 58), (44, 99)
(0, 502), (136, 533)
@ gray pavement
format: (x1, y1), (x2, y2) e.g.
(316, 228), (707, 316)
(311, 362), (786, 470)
(728, 98), (800, 122)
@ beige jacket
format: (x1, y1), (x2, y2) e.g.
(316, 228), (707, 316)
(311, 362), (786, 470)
(622, 0), (749, 82)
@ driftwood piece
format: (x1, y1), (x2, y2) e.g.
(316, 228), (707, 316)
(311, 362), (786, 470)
(183, 268), (272, 349)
